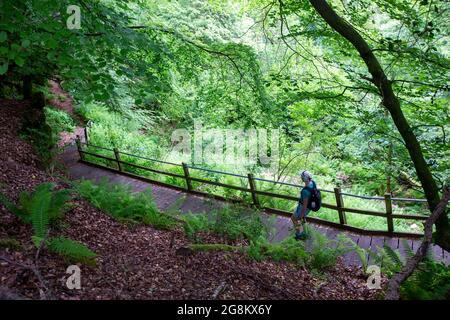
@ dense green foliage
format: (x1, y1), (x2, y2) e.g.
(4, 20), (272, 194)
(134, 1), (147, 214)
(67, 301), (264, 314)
(2, 0), (447, 234)
(74, 178), (177, 229)
(1, 0), (448, 299)
(401, 260), (450, 300)
(360, 241), (450, 300)
(182, 206), (269, 242)
(44, 106), (75, 135)
(182, 205), (355, 271)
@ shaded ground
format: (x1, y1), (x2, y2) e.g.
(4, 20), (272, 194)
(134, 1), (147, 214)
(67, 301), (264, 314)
(0, 99), (382, 300)
(60, 145), (450, 266)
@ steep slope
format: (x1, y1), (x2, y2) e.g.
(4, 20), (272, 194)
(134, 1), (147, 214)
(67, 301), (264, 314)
(0, 99), (379, 300)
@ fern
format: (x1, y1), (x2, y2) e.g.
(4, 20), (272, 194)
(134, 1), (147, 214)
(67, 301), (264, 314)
(29, 187), (52, 245)
(183, 213), (210, 240)
(400, 260), (450, 300)
(244, 228), (354, 271)
(383, 245), (404, 268)
(3, 183), (71, 227)
(401, 239), (415, 259)
(0, 184), (97, 265)
(0, 193), (27, 219)
(355, 247), (369, 272)
(48, 237), (97, 266)
(75, 179), (176, 230)
(48, 189), (71, 221)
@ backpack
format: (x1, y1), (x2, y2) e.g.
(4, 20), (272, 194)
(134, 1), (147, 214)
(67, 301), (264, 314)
(303, 181), (322, 212)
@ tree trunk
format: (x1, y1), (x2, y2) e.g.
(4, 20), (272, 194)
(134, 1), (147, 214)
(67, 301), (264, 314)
(21, 92), (47, 132)
(384, 110), (392, 194)
(308, 0), (449, 250)
(23, 75), (32, 100)
(386, 142), (392, 194)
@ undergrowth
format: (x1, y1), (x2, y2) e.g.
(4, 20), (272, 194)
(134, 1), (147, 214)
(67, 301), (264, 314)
(356, 239), (450, 300)
(74, 178), (177, 230)
(247, 226), (356, 271)
(182, 205), (268, 243)
(44, 106), (75, 135)
(182, 205), (355, 271)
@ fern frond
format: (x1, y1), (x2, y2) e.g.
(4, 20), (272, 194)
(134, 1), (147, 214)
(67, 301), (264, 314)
(0, 193), (27, 220)
(48, 236), (97, 266)
(29, 188), (52, 245)
(383, 244), (404, 268)
(356, 247), (369, 272)
(48, 188), (71, 221)
(401, 239), (415, 259)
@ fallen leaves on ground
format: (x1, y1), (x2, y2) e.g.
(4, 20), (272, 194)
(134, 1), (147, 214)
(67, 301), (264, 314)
(0, 100), (383, 300)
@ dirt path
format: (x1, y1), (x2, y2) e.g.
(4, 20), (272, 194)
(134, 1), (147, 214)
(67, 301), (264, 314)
(48, 80), (85, 148)
(47, 81), (449, 267)
(59, 145), (450, 266)
(0, 101), (383, 300)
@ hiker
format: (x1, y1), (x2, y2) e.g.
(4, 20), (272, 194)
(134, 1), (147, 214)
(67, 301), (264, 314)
(292, 170), (320, 240)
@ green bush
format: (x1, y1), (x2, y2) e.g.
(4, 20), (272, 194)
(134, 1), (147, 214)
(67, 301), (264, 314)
(247, 227), (355, 271)
(44, 106), (75, 134)
(74, 178), (177, 230)
(401, 260), (450, 300)
(182, 205), (267, 243)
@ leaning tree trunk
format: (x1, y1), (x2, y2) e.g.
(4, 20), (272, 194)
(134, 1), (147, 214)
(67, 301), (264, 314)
(308, 0), (450, 250)
(385, 186), (449, 300)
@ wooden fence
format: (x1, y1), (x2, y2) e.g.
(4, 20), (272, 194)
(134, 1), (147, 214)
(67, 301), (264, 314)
(75, 136), (433, 239)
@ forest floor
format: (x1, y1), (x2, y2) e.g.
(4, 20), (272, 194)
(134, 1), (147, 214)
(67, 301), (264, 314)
(0, 92), (382, 300)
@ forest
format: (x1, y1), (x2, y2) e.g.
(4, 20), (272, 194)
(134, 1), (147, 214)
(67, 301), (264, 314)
(0, 0), (449, 303)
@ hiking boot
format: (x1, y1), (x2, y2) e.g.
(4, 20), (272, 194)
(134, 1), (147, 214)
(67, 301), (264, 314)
(295, 231), (307, 241)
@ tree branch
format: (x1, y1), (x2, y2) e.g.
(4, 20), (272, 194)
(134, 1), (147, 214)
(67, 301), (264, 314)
(385, 186), (450, 300)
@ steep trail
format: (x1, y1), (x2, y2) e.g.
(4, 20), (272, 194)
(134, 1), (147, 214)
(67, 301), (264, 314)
(48, 80), (85, 148)
(0, 100), (380, 300)
(48, 81), (449, 267)
(58, 145), (450, 266)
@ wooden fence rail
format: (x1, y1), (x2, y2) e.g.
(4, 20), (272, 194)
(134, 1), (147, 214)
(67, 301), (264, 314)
(75, 137), (437, 238)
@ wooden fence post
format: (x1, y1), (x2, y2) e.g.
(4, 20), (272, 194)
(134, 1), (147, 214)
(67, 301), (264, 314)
(248, 173), (260, 208)
(385, 193), (394, 233)
(182, 163), (192, 191)
(84, 127), (89, 145)
(113, 148), (123, 172)
(75, 136), (84, 161)
(334, 187), (347, 225)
